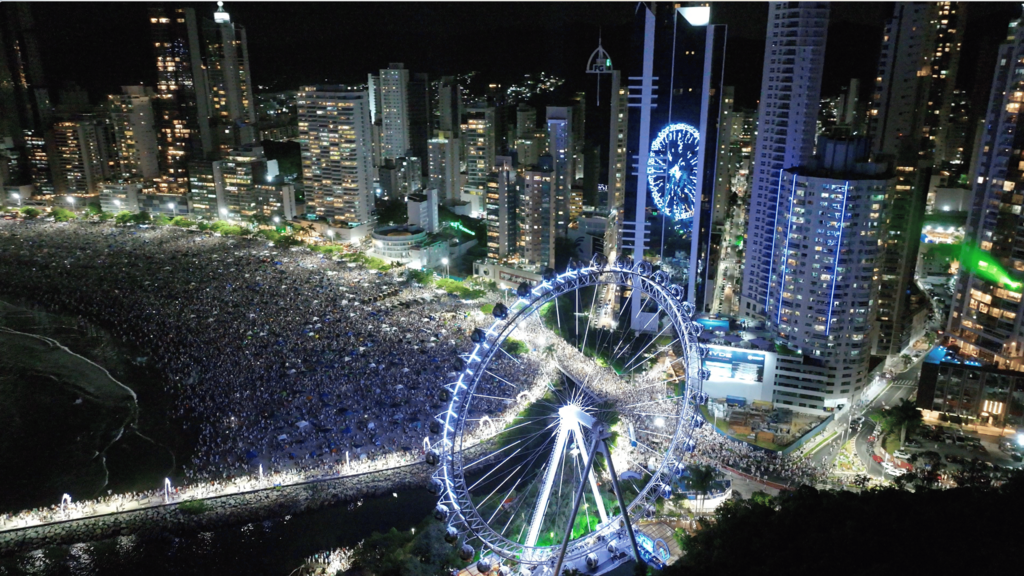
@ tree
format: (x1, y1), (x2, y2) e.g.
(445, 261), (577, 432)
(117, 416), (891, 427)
(51, 207), (76, 222)
(899, 353), (913, 369)
(925, 331), (938, 347)
(881, 397), (923, 447)
(20, 207), (41, 219)
(86, 202), (103, 215)
(667, 482), (1024, 576)
(114, 211), (133, 225)
(130, 211), (152, 224)
(686, 464), (719, 516)
(274, 234), (304, 248)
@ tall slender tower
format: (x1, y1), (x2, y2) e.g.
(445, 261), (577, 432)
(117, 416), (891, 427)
(203, 2), (258, 150)
(739, 2), (830, 319)
(462, 105), (496, 216)
(380, 63), (411, 160)
(108, 86), (160, 180)
(297, 87), (374, 226)
(546, 106), (573, 238)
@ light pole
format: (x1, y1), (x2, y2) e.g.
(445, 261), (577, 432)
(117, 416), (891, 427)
(327, 229), (335, 244)
(11, 192), (20, 208)
(219, 207), (228, 222)
(441, 257), (449, 279)
(167, 202), (176, 216)
(66, 196), (75, 211)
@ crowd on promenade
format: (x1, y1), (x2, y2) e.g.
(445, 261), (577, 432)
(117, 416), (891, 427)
(689, 421), (827, 486)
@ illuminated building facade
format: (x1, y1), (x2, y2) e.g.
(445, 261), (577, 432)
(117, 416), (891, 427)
(53, 118), (113, 196)
(765, 137), (890, 409)
(379, 63), (410, 161)
(462, 105), (495, 216)
(741, 2), (829, 319)
(108, 86), (160, 180)
(297, 86), (373, 226)
(947, 14), (1024, 370)
(546, 106), (573, 238)
(187, 159), (222, 220)
(202, 2), (258, 152)
(486, 156), (517, 260)
(517, 156), (554, 268)
(428, 132), (460, 205)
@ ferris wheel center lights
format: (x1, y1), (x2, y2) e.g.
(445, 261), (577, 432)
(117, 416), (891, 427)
(558, 404), (595, 428)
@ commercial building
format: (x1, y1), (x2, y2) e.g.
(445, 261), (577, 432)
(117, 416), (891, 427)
(918, 346), (1024, 429)
(369, 224), (448, 269)
(740, 2), (829, 318)
(297, 86), (374, 229)
(407, 188), (439, 234)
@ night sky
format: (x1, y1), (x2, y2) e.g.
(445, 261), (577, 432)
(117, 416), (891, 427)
(27, 2), (1024, 110)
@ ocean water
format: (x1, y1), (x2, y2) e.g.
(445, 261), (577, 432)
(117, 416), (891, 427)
(0, 299), (184, 513)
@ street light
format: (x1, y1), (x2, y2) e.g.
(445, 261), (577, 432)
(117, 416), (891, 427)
(167, 202), (175, 215)
(113, 199), (121, 208)
(327, 229), (335, 244)
(219, 207), (228, 221)
(441, 257), (449, 278)
(66, 196), (75, 209)
(11, 192), (20, 207)
(273, 216), (280, 224)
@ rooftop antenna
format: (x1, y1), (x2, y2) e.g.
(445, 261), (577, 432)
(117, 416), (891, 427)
(586, 29), (614, 106)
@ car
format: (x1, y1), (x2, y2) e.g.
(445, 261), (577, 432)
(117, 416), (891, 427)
(943, 433), (955, 444)
(893, 450), (912, 460)
(853, 416), (866, 425)
(905, 439), (922, 448)
(954, 434), (967, 445)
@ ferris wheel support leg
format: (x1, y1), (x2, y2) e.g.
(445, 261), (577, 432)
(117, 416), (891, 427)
(602, 437), (644, 568)
(553, 428), (605, 576)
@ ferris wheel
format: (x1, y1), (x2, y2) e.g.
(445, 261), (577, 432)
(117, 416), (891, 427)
(426, 254), (709, 575)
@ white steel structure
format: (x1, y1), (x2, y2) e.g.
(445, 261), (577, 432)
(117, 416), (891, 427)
(429, 255), (708, 574)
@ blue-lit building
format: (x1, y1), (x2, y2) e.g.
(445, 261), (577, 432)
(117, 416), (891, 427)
(762, 136), (892, 409)
(619, 3), (726, 314)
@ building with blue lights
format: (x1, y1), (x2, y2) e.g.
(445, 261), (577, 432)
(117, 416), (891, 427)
(740, 2), (829, 319)
(764, 136), (891, 409)
(918, 346), (1024, 429)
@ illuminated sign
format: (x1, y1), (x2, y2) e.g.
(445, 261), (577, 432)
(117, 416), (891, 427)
(703, 345), (765, 384)
(647, 123), (700, 222)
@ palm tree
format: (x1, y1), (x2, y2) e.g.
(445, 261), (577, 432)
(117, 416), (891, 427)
(686, 464), (718, 516)
(882, 397), (923, 448)
(899, 353), (913, 369)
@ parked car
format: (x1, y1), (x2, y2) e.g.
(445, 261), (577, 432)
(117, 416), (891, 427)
(853, 416), (866, 425)
(943, 433), (956, 444)
(905, 439), (922, 448)
(893, 450), (912, 460)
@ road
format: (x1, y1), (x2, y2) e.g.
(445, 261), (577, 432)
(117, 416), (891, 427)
(802, 362), (922, 477)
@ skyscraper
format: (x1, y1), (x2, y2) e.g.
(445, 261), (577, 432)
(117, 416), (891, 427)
(517, 156), (554, 268)
(150, 6), (209, 181)
(297, 87), (374, 227)
(462, 105), (496, 216)
(202, 2), (259, 152)
(486, 156), (517, 260)
(436, 76), (462, 137)
(604, 69), (628, 262)
(947, 14), (1024, 370)
(740, 2), (829, 319)
(53, 117), (114, 195)
(765, 137), (888, 410)
(380, 63), (411, 161)
(428, 132), (461, 205)
(408, 73), (431, 176)
(108, 86), (160, 180)
(546, 106), (573, 238)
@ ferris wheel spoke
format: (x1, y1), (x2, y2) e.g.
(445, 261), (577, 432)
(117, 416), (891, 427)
(478, 433), (557, 521)
(464, 421), (559, 480)
(623, 335), (680, 375)
(579, 281), (599, 355)
(486, 433), (558, 528)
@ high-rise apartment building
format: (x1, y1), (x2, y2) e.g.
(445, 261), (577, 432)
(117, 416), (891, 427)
(203, 2), (258, 152)
(518, 156), (554, 268)
(108, 86), (160, 180)
(408, 73), (431, 176)
(428, 132), (461, 206)
(740, 2), (829, 318)
(486, 156), (517, 260)
(436, 76), (462, 136)
(150, 6), (209, 180)
(462, 105), (495, 216)
(53, 117), (114, 195)
(546, 106), (573, 238)
(713, 86), (735, 227)
(765, 137), (889, 410)
(947, 14), (1024, 370)
(604, 69), (628, 262)
(297, 87), (374, 226)
(380, 63), (410, 161)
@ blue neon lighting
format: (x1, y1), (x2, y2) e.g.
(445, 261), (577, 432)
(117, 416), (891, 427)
(825, 181), (850, 336)
(764, 168), (785, 312)
(646, 123), (700, 222)
(776, 173), (798, 325)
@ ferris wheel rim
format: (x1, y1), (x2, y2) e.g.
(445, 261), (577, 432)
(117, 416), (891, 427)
(432, 261), (706, 566)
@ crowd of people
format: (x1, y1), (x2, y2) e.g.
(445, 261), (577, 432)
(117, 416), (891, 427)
(0, 219), (836, 531)
(0, 220), (498, 484)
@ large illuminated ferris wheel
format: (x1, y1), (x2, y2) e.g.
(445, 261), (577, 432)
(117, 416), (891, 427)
(426, 255), (709, 575)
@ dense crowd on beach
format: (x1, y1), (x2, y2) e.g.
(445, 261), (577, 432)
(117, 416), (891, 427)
(0, 219), (836, 528)
(0, 220), (503, 482)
